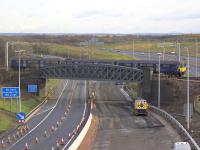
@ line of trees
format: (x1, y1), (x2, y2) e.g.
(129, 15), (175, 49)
(0, 39), (5, 66)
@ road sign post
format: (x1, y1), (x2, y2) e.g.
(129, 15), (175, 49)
(1, 87), (20, 112)
(28, 84), (38, 93)
(16, 112), (26, 124)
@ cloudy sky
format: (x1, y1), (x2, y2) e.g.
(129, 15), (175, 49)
(0, 0), (200, 33)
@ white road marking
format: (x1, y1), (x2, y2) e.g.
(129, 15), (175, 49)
(32, 107), (54, 117)
(7, 80), (69, 150)
(62, 80), (87, 150)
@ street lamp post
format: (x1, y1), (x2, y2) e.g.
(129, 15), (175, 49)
(162, 46), (165, 61)
(5, 42), (9, 71)
(170, 51), (176, 61)
(15, 49), (25, 112)
(185, 47), (190, 130)
(195, 39), (198, 77)
(132, 40), (134, 58)
(148, 40), (151, 60)
(157, 53), (162, 108)
(176, 42), (181, 62)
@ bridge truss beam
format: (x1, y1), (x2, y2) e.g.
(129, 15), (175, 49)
(40, 63), (143, 83)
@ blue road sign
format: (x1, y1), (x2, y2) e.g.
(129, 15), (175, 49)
(1, 87), (19, 98)
(28, 84), (38, 93)
(16, 112), (26, 121)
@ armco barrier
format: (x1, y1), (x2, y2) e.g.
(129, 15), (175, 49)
(150, 105), (200, 150)
(68, 114), (93, 150)
(120, 87), (200, 150)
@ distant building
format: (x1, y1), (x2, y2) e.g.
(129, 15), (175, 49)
(79, 37), (104, 46)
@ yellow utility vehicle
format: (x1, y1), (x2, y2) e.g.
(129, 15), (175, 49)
(134, 99), (149, 116)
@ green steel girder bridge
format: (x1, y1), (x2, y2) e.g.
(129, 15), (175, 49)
(10, 57), (180, 83)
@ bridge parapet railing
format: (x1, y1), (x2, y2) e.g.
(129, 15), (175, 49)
(150, 105), (200, 150)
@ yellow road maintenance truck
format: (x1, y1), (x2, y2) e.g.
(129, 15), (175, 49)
(134, 99), (149, 116)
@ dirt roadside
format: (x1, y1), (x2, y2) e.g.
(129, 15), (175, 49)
(77, 116), (99, 150)
(150, 76), (200, 145)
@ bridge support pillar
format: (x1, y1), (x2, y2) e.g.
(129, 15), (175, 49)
(138, 67), (152, 100)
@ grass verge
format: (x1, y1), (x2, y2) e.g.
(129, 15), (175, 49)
(31, 42), (135, 60)
(0, 112), (15, 133)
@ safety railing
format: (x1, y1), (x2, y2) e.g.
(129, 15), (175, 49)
(150, 105), (200, 150)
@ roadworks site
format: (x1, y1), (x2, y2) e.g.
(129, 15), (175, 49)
(0, 69), (60, 134)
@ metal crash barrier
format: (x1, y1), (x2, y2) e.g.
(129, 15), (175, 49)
(150, 105), (200, 150)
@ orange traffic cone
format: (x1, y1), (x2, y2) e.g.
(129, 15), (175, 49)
(44, 130), (48, 137)
(77, 125), (80, 132)
(51, 126), (55, 133)
(60, 137), (64, 145)
(1, 140), (5, 148)
(68, 133), (71, 139)
(56, 121), (59, 127)
(56, 140), (59, 150)
(26, 125), (30, 131)
(12, 134), (16, 141)
(17, 131), (20, 138)
(25, 143), (29, 150)
(64, 112), (67, 117)
(35, 137), (39, 144)
(7, 136), (11, 144)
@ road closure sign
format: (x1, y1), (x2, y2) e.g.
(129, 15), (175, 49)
(28, 84), (38, 93)
(1, 87), (19, 98)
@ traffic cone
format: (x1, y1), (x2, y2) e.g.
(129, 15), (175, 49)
(7, 136), (11, 144)
(64, 112), (67, 117)
(23, 127), (26, 133)
(73, 129), (76, 135)
(25, 143), (29, 150)
(35, 137), (39, 144)
(51, 126), (55, 133)
(13, 134), (16, 141)
(56, 140), (59, 150)
(17, 131), (20, 137)
(20, 129), (24, 135)
(1, 140), (5, 148)
(77, 125), (80, 132)
(68, 133), (71, 139)
(44, 130), (48, 137)
(60, 137), (64, 145)
(26, 125), (30, 131)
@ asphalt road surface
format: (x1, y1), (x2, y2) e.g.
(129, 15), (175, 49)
(117, 50), (199, 76)
(4, 80), (88, 150)
(92, 82), (181, 150)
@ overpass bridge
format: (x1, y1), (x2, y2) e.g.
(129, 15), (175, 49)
(10, 57), (180, 83)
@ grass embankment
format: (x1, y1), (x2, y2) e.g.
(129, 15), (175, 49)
(125, 83), (139, 99)
(105, 40), (200, 57)
(33, 43), (134, 60)
(0, 113), (15, 133)
(0, 79), (60, 133)
(45, 79), (60, 96)
(0, 79), (59, 114)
